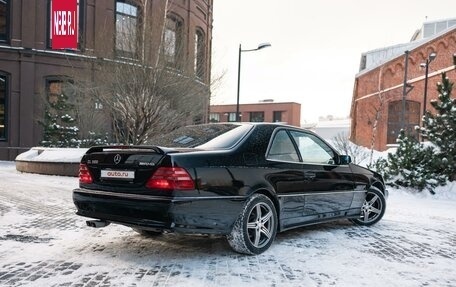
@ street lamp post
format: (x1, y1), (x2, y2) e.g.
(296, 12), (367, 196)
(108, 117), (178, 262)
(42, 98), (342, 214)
(236, 43), (271, 122)
(421, 52), (437, 122)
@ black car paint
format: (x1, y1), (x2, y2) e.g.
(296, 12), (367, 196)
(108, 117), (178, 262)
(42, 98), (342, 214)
(73, 123), (385, 235)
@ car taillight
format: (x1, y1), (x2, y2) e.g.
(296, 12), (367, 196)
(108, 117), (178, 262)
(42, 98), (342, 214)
(146, 167), (195, 190)
(79, 163), (93, 184)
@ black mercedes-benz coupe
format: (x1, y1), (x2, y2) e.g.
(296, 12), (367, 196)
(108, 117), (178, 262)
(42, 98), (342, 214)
(73, 123), (387, 255)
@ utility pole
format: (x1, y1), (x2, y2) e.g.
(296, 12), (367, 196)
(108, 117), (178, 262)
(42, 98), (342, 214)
(401, 51), (414, 133)
(401, 50), (409, 131)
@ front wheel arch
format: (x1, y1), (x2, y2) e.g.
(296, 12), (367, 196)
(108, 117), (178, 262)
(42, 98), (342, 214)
(371, 181), (386, 196)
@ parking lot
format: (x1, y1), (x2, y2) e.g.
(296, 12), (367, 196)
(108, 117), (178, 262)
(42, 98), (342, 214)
(1, 161), (455, 287)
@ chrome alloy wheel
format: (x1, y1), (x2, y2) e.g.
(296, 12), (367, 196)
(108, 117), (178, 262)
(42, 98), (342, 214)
(227, 194), (278, 254)
(361, 191), (383, 224)
(246, 202), (275, 248)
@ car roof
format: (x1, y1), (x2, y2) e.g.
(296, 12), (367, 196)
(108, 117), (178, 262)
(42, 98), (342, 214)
(207, 122), (302, 129)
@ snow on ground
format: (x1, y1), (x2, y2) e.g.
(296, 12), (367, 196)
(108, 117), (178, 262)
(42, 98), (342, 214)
(0, 161), (456, 287)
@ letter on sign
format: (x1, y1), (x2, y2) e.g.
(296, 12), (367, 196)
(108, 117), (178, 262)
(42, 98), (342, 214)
(51, 0), (78, 49)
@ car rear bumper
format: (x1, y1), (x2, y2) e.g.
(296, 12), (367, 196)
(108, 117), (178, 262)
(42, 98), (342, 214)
(73, 188), (246, 234)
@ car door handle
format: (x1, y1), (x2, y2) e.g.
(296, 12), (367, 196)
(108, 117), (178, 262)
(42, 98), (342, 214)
(304, 171), (316, 180)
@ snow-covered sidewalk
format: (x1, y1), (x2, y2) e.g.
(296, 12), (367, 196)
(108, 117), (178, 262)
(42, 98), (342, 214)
(0, 161), (455, 286)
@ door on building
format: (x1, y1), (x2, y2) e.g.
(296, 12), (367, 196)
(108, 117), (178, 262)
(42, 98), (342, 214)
(387, 100), (421, 144)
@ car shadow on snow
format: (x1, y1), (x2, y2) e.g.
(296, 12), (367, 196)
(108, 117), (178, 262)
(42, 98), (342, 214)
(87, 220), (368, 259)
(99, 232), (234, 258)
(274, 219), (356, 242)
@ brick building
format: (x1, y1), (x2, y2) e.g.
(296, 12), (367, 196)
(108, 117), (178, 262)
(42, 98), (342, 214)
(0, 0), (213, 160)
(351, 19), (456, 151)
(210, 101), (301, 127)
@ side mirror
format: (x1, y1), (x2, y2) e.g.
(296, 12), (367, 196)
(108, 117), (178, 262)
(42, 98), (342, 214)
(338, 155), (352, 165)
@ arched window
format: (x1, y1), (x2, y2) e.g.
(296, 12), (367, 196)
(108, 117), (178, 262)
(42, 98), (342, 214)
(164, 15), (183, 66)
(0, 0), (9, 43)
(0, 73), (8, 140)
(116, 1), (138, 57)
(194, 28), (205, 78)
(387, 100), (421, 144)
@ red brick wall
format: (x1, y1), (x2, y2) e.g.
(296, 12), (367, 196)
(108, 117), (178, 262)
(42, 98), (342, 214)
(351, 29), (456, 151)
(0, 0), (214, 160)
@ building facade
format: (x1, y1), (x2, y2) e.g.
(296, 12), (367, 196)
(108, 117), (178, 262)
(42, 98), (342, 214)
(0, 0), (213, 160)
(210, 101), (301, 127)
(351, 21), (456, 151)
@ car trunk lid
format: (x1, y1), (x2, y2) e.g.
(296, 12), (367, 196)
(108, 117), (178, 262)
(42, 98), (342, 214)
(80, 146), (198, 190)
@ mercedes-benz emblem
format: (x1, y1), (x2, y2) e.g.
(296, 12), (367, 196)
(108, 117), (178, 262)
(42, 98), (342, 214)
(113, 154), (121, 165)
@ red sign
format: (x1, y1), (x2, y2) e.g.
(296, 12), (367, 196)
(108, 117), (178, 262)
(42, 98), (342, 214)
(51, 0), (78, 49)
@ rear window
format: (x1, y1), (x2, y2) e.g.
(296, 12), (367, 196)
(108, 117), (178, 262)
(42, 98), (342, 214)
(146, 124), (251, 149)
(197, 124), (253, 149)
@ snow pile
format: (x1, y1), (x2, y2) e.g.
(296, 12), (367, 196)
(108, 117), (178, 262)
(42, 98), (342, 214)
(15, 147), (88, 163)
(389, 181), (456, 201)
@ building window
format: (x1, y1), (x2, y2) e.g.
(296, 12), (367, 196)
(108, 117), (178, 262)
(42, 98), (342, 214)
(42, 78), (79, 145)
(227, 112), (237, 122)
(0, 74), (7, 140)
(209, 113), (220, 122)
(48, 0), (84, 49)
(194, 28), (205, 78)
(164, 16), (183, 66)
(387, 100), (420, 144)
(359, 54), (367, 71)
(46, 79), (76, 105)
(0, 0), (9, 42)
(116, 1), (138, 58)
(250, 112), (264, 122)
(273, 111), (282, 122)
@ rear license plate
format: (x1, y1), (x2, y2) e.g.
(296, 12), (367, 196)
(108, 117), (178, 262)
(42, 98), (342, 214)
(101, 170), (135, 180)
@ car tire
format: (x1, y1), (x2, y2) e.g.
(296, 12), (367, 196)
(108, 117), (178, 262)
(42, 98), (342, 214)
(350, 187), (386, 226)
(132, 228), (163, 237)
(227, 194), (278, 255)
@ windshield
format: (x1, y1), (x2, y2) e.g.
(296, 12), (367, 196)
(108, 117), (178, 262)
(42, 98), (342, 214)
(146, 123), (251, 149)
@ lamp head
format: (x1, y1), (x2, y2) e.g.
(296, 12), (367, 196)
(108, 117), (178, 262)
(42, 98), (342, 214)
(429, 52), (437, 62)
(257, 43), (272, 50)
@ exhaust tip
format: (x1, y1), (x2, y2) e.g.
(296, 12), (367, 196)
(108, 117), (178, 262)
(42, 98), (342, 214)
(86, 220), (110, 228)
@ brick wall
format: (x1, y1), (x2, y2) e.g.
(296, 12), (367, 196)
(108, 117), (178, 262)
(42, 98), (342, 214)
(351, 29), (456, 151)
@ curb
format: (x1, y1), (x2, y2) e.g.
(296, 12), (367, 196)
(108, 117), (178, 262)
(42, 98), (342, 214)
(16, 160), (79, 177)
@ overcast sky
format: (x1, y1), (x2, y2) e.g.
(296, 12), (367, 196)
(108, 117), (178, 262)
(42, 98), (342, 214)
(210, 0), (456, 123)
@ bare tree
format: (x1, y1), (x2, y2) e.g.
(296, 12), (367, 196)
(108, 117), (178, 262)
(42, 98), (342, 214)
(332, 132), (369, 165)
(71, 0), (213, 145)
(367, 66), (386, 165)
(87, 60), (207, 144)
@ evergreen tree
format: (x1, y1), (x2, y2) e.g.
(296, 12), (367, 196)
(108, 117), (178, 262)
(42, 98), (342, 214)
(420, 72), (456, 180)
(79, 131), (109, 148)
(371, 72), (455, 194)
(40, 91), (80, 147)
(386, 130), (446, 193)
